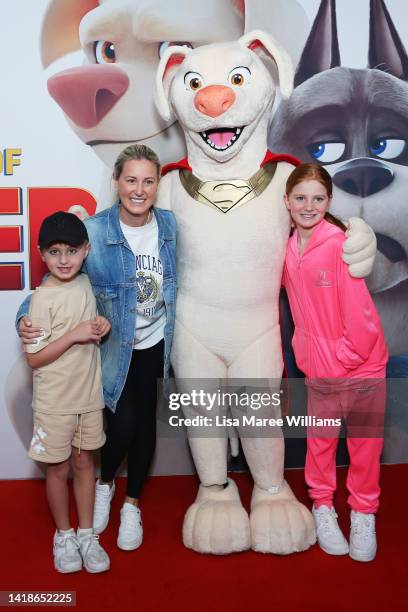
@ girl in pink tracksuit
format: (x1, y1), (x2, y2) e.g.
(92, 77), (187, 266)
(282, 163), (388, 562)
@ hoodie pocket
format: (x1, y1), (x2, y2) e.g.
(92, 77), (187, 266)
(292, 328), (309, 375)
(309, 334), (349, 378)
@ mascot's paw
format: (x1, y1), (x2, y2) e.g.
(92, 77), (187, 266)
(250, 481), (316, 554)
(342, 217), (376, 278)
(183, 478), (250, 554)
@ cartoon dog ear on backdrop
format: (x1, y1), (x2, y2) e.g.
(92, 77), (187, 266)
(238, 30), (294, 99)
(155, 29), (294, 122)
(41, 0), (98, 67)
(369, 0), (408, 79)
(294, 0), (340, 88)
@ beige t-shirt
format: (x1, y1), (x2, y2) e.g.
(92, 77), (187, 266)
(26, 274), (104, 415)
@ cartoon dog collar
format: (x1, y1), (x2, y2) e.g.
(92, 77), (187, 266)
(179, 160), (277, 213)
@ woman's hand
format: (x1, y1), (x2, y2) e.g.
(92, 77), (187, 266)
(18, 317), (43, 345)
(95, 315), (111, 338)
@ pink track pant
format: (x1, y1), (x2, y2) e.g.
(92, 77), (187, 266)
(305, 377), (386, 513)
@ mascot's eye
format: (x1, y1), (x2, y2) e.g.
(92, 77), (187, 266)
(228, 66), (251, 87)
(231, 74), (244, 86)
(189, 78), (202, 90)
(184, 71), (203, 91)
(371, 138), (406, 160)
(307, 142), (345, 163)
(158, 41), (193, 58)
(94, 41), (116, 64)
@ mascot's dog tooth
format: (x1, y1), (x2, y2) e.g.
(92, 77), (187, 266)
(40, 0), (309, 168)
(270, 0), (408, 356)
(154, 30), (375, 555)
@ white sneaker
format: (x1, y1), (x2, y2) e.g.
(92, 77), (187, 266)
(93, 480), (115, 534)
(78, 530), (110, 573)
(312, 505), (349, 555)
(349, 510), (377, 562)
(117, 503), (143, 551)
(53, 529), (82, 574)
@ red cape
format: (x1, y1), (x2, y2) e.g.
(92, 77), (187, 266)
(161, 150), (300, 176)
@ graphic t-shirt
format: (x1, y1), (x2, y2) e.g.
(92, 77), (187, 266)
(120, 215), (165, 349)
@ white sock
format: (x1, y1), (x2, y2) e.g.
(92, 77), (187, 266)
(58, 528), (74, 534)
(77, 527), (93, 537)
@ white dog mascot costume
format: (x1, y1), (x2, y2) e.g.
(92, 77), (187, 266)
(154, 30), (376, 555)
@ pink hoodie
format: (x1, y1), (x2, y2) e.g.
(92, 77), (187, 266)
(283, 219), (388, 379)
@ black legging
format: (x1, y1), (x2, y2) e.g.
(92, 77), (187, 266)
(100, 339), (164, 499)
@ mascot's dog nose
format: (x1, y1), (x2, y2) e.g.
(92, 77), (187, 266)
(333, 158), (394, 197)
(194, 85), (236, 117)
(48, 65), (129, 129)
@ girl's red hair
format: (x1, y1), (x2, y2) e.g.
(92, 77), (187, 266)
(286, 163), (346, 231)
(286, 163), (333, 197)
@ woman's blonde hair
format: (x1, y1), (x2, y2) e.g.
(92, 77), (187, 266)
(113, 144), (161, 180)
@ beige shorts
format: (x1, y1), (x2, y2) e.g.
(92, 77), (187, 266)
(28, 410), (106, 463)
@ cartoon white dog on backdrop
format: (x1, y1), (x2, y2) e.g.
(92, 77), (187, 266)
(153, 30), (375, 555)
(41, 0), (310, 171)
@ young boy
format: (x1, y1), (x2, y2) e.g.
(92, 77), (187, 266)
(25, 211), (110, 574)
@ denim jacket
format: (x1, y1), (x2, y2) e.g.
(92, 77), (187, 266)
(16, 203), (177, 412)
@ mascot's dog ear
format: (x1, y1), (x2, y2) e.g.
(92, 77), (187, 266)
(238, 30), (294, 98)
(155, 45), (193, 121)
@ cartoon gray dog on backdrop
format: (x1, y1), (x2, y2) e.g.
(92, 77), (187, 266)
(270, 0), (408, 362)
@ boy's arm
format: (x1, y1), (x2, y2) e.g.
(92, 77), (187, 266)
(26, 330), (77, 369)
(26, 320), (103, 369)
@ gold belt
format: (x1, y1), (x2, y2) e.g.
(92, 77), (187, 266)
(179, 160), (277, 214)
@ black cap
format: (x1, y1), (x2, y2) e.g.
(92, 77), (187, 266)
(38, 211), (89, 250)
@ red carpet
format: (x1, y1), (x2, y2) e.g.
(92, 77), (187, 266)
(1, 466), (407, 611)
